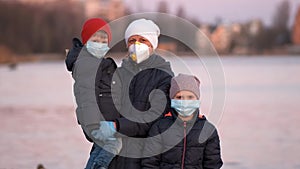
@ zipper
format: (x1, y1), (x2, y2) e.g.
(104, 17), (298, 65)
(99, 93), (112, 97)
(181, 121), (187, 169)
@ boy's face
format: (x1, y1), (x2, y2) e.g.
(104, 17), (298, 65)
(89, 30), (108, 43)
(173, 90), (198, 100)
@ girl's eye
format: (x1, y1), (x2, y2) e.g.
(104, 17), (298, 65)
(175, 96), (182, 99)
(188, 96), (195, 100)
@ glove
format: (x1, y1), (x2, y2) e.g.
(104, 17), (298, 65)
(65, 37), (83, 72)
(91, 121), (116, 141)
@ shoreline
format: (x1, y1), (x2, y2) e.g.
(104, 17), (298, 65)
(0, 51), (300, 65)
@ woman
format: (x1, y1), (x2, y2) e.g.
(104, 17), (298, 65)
(92, 18), (174, 169)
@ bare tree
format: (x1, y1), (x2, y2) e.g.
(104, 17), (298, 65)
(157, 1), (168, 13)
(176, 5), (185, 19)
(272, 0), (290, 32)
(272, 0), (291, 45)
(0, 1), (84, 54)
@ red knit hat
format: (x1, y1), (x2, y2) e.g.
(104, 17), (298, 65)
(81, 18), (111, 45)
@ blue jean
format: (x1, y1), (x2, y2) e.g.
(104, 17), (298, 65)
(85, 143), (115, 169)
(85, 137), (122, 169)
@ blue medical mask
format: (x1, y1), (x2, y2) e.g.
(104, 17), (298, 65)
(86, 41), (110, 59)
(171, 99), (200, 117)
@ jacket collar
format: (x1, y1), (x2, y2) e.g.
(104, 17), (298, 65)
(165, 109), (206, 125)
(121, 54), (174, 76)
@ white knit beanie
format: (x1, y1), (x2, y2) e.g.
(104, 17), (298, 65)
(125, 19), (160, 49)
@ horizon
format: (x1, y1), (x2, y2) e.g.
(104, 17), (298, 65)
(123, 0), (300, 28)
(6, 0), (300, 27)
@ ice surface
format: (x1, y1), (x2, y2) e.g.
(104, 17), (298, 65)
(1, 56), (300, 169)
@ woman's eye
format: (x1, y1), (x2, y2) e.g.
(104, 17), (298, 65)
(129, 39), (136, 43)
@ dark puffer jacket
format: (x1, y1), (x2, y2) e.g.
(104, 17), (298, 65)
(142, 110), (223, 169)
(65, 37), (83, 72)
(108, 54), (174, 169)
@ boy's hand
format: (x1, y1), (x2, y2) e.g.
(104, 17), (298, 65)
(91, 121), (116, 141)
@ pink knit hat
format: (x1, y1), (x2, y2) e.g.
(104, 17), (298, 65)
(169, 74), (201, 99)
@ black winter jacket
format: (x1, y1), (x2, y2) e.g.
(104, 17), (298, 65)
(65, 37), (83, 72)
(142, 110), (223, 169)
(108, 54), (174, 169)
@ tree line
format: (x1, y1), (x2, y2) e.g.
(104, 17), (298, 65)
(0, 1), (85, 55)
(0, 0), (295, 55)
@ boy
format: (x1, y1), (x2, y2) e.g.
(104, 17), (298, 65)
(142, 74), (223, 169)
(68, 18), (121, 169)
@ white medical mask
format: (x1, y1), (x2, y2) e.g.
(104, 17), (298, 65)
(171, 99), (200, 117)
(128, 42), (150, 63)
(86, 41), (110, 59)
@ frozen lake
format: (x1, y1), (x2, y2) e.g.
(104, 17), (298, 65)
(1, 56), (300, 169)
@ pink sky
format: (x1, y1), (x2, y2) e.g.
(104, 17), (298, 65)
(123, 0), (300, 28)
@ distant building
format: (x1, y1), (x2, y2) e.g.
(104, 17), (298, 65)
(199, 25), (211, 38)
(248, 19), (263, 36)
(230, 23), (251, 55)
(196, 21), (266, 55)
(231, 23), (242, 34)
(85, 0), (125, 21)
(292, 6), (300, 45)
(210, 24), (233, 54)
(197, 25), (213, 54)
